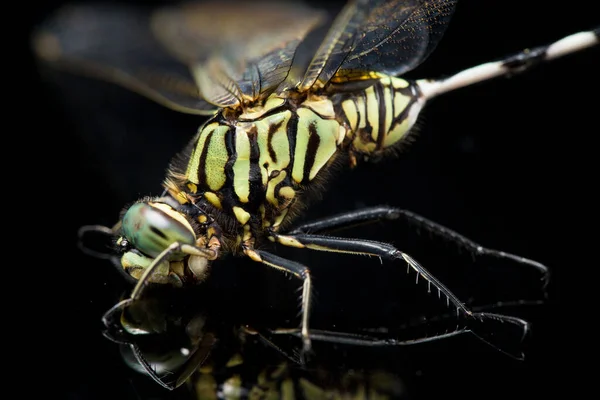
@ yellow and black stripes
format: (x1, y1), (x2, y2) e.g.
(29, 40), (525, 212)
(334, 75), (423, 157)
(174, 95), (344, 235)
(172, 74), (424, 237)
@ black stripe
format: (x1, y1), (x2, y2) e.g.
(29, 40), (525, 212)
(248, 130), (262, 206)
(389, 84), (417, 132)
(287, 111), (299, 180)
(373, 81), (386, 151)
(221, 126), (237, 211)
(361, 90), (372, 139)
(197, 129), (213, 186)
(303, 122), (320, 182)
(267, 119), (284, 163)
(501, 46), (546, 70)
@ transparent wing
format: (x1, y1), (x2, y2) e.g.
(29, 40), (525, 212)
(151, 0), (325, 107)
(292, 0), (457, 90)
(33, 3), (217, 115)
(340, 0), (457, 76)
(33, 1), (325, 112)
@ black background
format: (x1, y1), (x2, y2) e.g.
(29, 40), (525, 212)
(22, 0), (597, 399)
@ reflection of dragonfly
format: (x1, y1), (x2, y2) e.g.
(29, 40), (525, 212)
(33, 0), (597, 362)
(102, 285), (539, 395)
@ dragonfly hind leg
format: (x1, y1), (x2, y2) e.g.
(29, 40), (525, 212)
(268, 229), (532, 358)
(287, 206), (549, 291)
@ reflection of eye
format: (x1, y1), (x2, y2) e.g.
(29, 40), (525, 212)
(121, 202), (195, 258)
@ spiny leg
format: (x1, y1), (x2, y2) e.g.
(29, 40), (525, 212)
(274, 232), (469, 314)
(243, 248), (314, 358)
(288, 206), (549, 289)
(272, 232), (533, 357)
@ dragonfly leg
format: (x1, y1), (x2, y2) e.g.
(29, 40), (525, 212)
(288, 205), (549, 290)
(243, 248), (314, 360)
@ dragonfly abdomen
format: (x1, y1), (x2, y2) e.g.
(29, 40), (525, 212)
(334, 75), (424, 160)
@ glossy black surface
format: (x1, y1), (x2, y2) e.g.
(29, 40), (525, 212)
(25, 1), (597, 398)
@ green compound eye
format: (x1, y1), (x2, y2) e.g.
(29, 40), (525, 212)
(121, 202), (196, 258)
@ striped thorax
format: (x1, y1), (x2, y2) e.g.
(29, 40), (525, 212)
(165, 74), (422, 240)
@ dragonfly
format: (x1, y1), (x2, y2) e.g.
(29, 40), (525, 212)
(33, 0), (598, 359)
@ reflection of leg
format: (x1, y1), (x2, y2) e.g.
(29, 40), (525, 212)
(264, 312), (530, 360)
(288, 205), (549, 288)
(271, 231), (535, 358)
(244, 248), (314, 355)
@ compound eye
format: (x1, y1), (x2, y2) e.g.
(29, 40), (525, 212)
(121, 202), (195, 258)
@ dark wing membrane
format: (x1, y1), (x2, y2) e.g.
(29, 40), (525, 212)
(151, 1), (325, 107)
(32, 3), (217, 115)
(340, 0), (457, 76)
(294, 0), (371, 91)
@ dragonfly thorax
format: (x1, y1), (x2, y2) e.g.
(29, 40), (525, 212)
(162, 74), (424, 246)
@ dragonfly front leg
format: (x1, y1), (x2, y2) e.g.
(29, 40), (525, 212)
(243, 248), (314, 359)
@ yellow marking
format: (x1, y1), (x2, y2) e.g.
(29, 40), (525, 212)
(206, 226), (217, 239)
(233, 127), (251, 203)
(355, 96), (366, 129)
(170, 261), (185, 277)
(384, 94), (417, 149)
(150, 202), (195, 235)
(262, 259), (301, 278)
(393, 92), (411, 121)
(352, 136), (377, 153)
(116, 237), (123, 246)
(233, 206), (251, 225)
(243, 228), (252, 242)
(279, 186), (295, 200)
(337, 125), (346, 145)
(365, 86), (379, 142)
(276, 235), (305, 248)
(244, 248), (263, 262)
(122, 252), (170, 277)
(304, 95), (335, 117)
(198, 214), (207, 223)
(311, 120), (338, 180)
(391, 76), (410, 89)
(186, 182), (198, 194)
(382, 78), (393, 138)
(186, 122), (216, 184)
(295, 108), (340, 181)
(239, 95), (285, 119)
(203, 192), (222, 209)
(272, 208), (289, 229)
(331, 69), (383, 83)
(121, 252), (153, 269)
(266, 170), (287, 207)
(255, 111), (291, 185)
(164, 178), (190, 204)
(342, 99), (358, 131)
(306, 243), (372, 255)
(204, 125), (229, 191)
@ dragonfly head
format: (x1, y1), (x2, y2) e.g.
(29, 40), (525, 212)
(116, 197), (218, 285)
